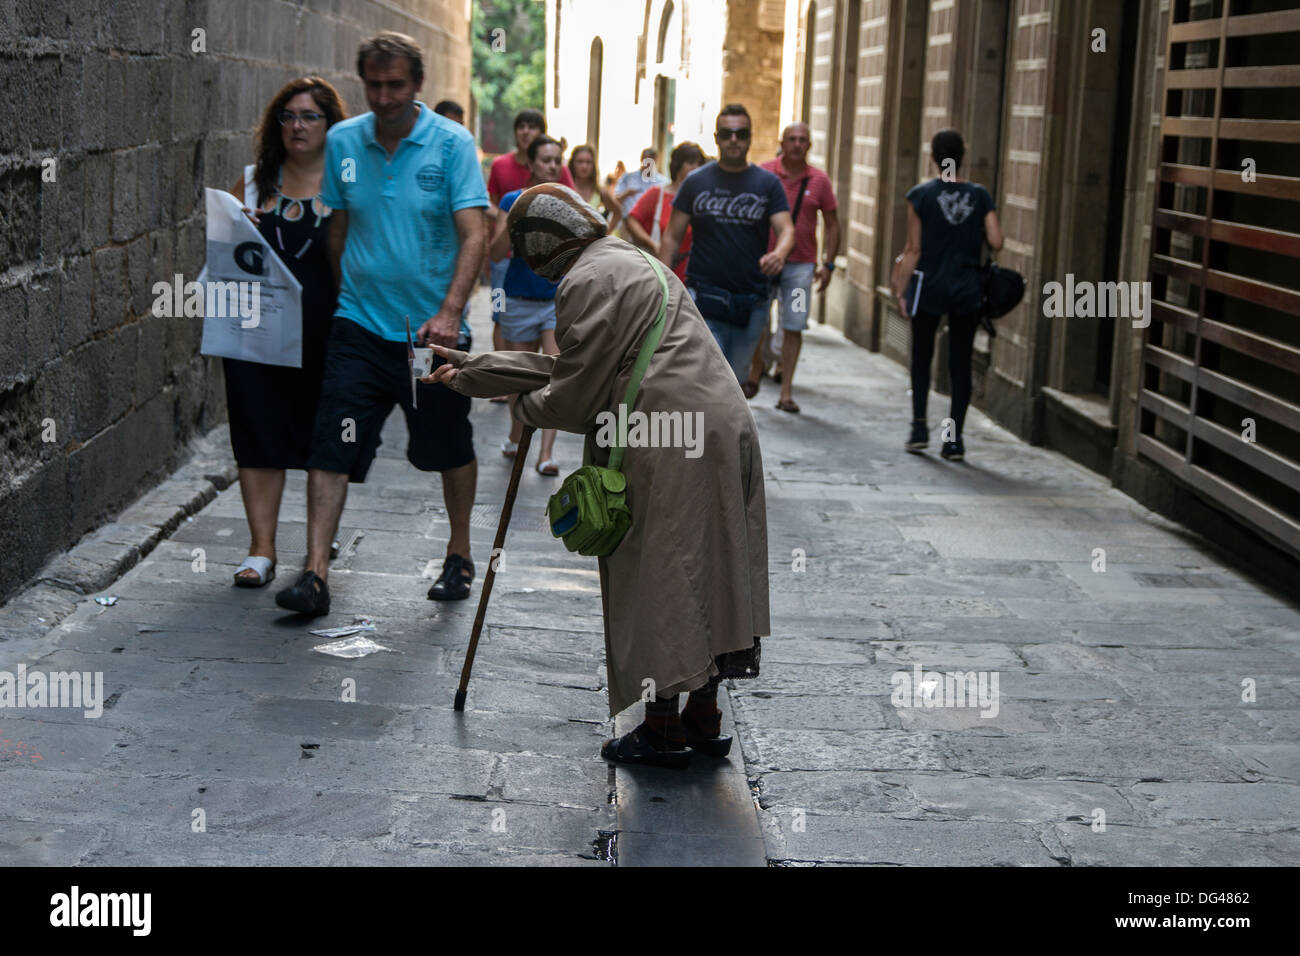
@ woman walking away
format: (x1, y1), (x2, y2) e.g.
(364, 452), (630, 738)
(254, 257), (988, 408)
(625, 141), (705, 282)
(225, 77), (346, 587)
(427, 184), (768, 768)
(567, 144), (621, 233)
(488, 135), (566, 476)
(890, 128), (1003, 460)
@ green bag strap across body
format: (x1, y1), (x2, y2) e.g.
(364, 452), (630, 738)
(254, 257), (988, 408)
(548, 247), (670, 557)
(608, 248), (670, 470)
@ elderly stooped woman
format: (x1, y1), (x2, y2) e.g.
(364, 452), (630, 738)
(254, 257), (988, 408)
(427, 184), (768, 768)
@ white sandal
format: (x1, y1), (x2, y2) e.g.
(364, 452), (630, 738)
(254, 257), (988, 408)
(502, 439), (518, 458)
(536, 458), (560, 476)
(234, 555), (276, 588)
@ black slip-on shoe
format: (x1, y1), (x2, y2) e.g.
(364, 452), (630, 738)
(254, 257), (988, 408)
(275, 570), (330, 617)
(905, 421), (928, 453)
(601, 723), (692, 769)
(940, 439), (965, 461)
(426, 553), (474, 601)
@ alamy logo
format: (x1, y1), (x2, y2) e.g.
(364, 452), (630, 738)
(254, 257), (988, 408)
(937, 189), (975, 225)
(151, 273), (262, 328)
(50, 886), (151, 936)
(0, 665), (105, 718)
(1042, 274), (1151, 328)
(890, 663), (1000, 717)
(593, 404), (704, 459)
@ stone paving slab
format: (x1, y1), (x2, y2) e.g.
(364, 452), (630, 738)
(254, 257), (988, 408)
(1051, 822), (1300, 867)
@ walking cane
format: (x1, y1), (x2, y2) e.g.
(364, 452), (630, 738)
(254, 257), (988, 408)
(454, 424), (535, 712)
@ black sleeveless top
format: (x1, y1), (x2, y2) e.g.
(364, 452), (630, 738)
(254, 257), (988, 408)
(254, 177), (337, 373)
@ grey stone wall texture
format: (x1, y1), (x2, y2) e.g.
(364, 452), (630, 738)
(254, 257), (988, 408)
(0, 0), (472, 603)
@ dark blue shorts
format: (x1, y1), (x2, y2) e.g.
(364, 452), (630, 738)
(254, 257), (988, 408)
(306, 317), (474, 481)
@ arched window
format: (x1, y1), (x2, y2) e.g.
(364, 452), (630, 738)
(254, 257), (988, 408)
(656, 1), (674, 63)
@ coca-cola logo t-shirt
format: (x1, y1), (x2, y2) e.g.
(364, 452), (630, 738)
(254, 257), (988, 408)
(673, 161), (789, 296)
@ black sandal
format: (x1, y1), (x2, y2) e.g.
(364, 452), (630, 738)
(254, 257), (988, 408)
(601, 723), (691, 769)
(427, 553), (474, 601)
(274, 570), (330, 617)
(681, 709), (733, 757)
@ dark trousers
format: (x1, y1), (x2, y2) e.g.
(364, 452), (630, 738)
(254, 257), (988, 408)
(910, 310), (979, 438)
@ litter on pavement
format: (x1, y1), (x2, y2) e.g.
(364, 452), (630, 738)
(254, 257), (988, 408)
(311, 635), (394, 659)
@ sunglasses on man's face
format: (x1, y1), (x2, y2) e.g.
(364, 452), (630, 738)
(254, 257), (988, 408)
(716, 127), (751, 141)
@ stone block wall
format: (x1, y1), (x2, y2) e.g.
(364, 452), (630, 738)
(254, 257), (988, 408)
(722, 0), (787, 155)
(0, 0), (471, 604)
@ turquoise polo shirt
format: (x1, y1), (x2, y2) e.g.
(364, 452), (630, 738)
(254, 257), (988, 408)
(321, 102), (488, 341)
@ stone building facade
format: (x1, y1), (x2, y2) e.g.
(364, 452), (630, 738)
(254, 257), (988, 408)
(545, 0), (786, 187)
(784, 0), (1300, 572)
(0, 0), (473, 603)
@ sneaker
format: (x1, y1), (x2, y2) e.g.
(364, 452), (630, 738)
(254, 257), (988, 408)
(940, 439), (965, 461)
(275, 570), (330, 617)
(904, 421), (928, 452)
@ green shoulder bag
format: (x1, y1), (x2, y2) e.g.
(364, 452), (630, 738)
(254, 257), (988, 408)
(546, 249), (670, 557)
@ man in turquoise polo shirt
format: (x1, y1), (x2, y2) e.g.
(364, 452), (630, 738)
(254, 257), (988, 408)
(276, 32), (488, 617)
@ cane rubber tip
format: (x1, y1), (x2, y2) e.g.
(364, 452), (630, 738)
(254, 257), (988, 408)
(453, 689), (467, 712)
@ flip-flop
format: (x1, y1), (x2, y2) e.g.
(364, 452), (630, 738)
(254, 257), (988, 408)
(536, 458), (560, 476)
(776, 398), (801, 414)
(741, 380), (760, 399)
(233, 555), (275, 588)
(502, 439), (518, 458)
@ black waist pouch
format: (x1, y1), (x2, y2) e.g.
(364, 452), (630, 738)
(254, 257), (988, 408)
(691, 282), (766, 328)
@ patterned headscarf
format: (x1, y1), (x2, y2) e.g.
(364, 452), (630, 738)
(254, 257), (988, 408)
(506, 183), (608, 279)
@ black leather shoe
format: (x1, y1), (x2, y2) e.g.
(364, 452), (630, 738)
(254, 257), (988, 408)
(275, 570), (330, 617)
(426, 553), (474, 601)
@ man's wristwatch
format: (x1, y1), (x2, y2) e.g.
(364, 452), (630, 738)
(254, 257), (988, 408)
(823, 261), (835, 272)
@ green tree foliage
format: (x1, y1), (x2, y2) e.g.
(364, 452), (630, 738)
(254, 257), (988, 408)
(472, 0), (547, 154)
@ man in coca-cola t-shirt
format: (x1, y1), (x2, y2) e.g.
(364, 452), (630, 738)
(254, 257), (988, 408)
(659, 104), (794, 382)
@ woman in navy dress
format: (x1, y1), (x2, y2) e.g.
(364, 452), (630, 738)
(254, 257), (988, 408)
(224, 77), (346, 587)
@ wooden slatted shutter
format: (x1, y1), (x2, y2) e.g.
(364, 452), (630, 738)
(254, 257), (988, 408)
(1139, 0), (1300, 555)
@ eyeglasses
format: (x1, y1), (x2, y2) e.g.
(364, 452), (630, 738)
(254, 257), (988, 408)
(278, 110), (327, 127)
(716, 127), (751, 141)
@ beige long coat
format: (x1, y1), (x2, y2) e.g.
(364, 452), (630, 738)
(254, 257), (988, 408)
(445, 237), (769, 716)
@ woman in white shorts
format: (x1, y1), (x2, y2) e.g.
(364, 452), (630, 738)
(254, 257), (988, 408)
(488, 135), (565, 475)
